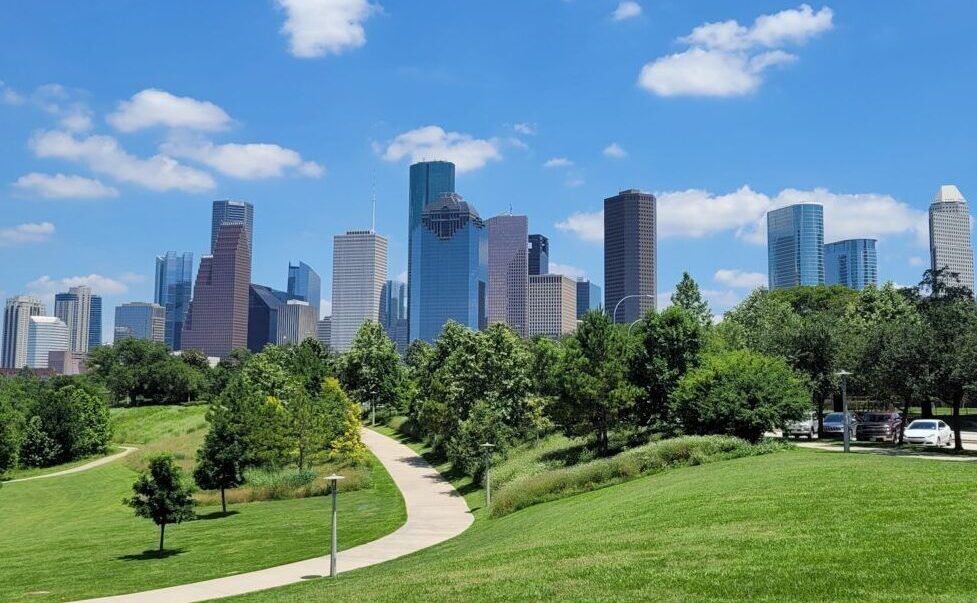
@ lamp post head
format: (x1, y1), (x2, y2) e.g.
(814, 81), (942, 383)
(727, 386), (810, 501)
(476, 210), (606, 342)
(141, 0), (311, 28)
(324, 474), (345, 482)
(835, 370), (852, 378)
(480, 443), (495, 450)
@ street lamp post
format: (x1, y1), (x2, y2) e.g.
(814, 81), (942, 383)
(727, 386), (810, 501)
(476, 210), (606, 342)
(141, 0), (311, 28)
(480, 443), (495, 508)
(324, 474), (345, 577)
(835, 371), (852, 453)
(611, 294), (656, 324)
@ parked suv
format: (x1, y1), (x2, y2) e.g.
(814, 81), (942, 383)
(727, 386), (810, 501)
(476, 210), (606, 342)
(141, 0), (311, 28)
(821, 412), (856, 439)
(784, 411), (819, 439)
(855, 412), (903, 443)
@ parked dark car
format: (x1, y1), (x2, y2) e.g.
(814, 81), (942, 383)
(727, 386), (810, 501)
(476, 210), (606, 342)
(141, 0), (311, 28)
(855, 412), (903, 443)
(821, 412), (856, 439)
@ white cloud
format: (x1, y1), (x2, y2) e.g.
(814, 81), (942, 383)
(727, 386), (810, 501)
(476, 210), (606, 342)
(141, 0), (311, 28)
(14, 173), (119, 199)
(118, 272), (147, 284)
(544, 157), (573, 168)
(162, 137), (325, 180)
(276, 0), (379, 58)
(319, 299), (333, 318)
(507, 137), (530, 151)
(0, 222), (55, 246)
(549, 262), (587, 280)
(395, 270), (408, 283)
(31, 84), (92, 132)
(29, 130), (216, 192)
(908, 256), (927, 268)
(27, 274), (129, 296)
(612, 1), (642, 21)
(603, 143), (628, 158)
(555, 210), (603, 243)
(657, 186), (771, 239)
(513, 123), (536, 136)
(381, 126), (501, 173)
(565, 176), (586, 188)
(639, 4), (833, 97)
(714, 269), (767, 289)
(107, 89), (232, 132)
(1, 81), (24, 105)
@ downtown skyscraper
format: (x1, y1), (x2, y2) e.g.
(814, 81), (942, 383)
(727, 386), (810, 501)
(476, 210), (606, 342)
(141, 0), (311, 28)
(54, 285), (94, 353)
(114, 302), (165, 343)
(211, 199), (254, 254)
(331, 230), (388, 352)
(824, 239), (878, 290)
(287, 261), (322, 317)
(407, 161), (456, 340)
(528, 234), (549, 276)
(767, 204), (825, 290)
(604, 189), (657, 323)
(380, 280), (409, 353)
(929, 185), (975, 295)
(26, 316), (68, 369)
(155, 251), (194, 350)
(2, 295), (45, 369)
(486, 214), (529, 336)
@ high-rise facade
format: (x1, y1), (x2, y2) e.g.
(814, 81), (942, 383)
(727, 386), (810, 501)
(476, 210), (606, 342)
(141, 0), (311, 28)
(114, 302), (166, 343)
(287, 261), (322, 317)
(604, 189), (657, 323)
(412, 193), (488, 342)
(155, 251), (194, 350)
(824, 239), (878, 290)
(528, 274), (578, 338)
(486, 214), (529, 336)
(767, 204), (825, 290)
(27, 316), (68, 369)
(182, 223), (252, 359)
(2, 296), (45, 369)
(88, 295), (102, 349)
(316, 316), (332, 349)
(247, 284), (289, 352)
(575, 280), (602, 319)
(54, 285), (93, 353)
(528, 234), (549, 276)
(331, 230), (388, 352)
(408, 161), (456, 341)
(929, 185), (975, 295)
(211, 199), (254, 254)
(380, 280), (409, 353)
(278, 300), (318, 345)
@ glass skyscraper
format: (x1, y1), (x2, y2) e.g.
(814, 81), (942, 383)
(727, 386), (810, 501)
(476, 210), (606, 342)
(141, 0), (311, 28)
(412, 192), (488, 342)
(604, 189), (657, 323)
(575, 280), (602, 319)
(287, 261), (322, 317)
(487, 214), (528, 336)
(54, 285), (93, 353)
(380, 280), (409, 353)
(247, 284), (289, 352)
(155, 251), (194, 350)
(211, 199), (254, 254)
(528, 234), (549, 276)
(408, 161), (456, 341)
(114, 302), (165, 343)
(767, 204), (825, 290)
(824, 239), (878, 290)
(88, 295), (102, 349)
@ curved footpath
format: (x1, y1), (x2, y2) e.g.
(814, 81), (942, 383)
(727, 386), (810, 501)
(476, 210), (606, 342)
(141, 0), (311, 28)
(4, 446), (138, 483)
(71, 428), (474, 603)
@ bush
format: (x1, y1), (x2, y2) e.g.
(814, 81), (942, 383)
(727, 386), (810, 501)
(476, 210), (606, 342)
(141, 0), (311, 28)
(194, 463), (372, 505)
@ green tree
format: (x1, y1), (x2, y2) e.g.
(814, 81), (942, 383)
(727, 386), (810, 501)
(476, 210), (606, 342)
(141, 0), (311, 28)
(35, 384), (111, 463)
(18, 415), (60, 468)
(672, 272), (712, 327)
(193, 405), (245, 514)
(0, 396), (23, 475)
(125, 453), (196, 554)
(338, 321), (403, 425)
(670, 349), (809, 442)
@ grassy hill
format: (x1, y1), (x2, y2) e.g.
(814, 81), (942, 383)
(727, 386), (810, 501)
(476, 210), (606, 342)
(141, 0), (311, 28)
(227, 449), (977, 603)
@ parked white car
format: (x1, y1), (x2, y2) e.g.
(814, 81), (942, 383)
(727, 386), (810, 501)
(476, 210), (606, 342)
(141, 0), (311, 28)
(903, 419), (953, 447)
(784, 411), (819, 439)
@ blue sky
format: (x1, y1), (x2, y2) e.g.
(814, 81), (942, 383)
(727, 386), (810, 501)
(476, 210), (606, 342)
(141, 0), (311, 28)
(1, 1), (975, 338)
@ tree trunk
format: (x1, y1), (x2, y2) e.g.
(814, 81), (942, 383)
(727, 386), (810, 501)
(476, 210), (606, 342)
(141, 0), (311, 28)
(298, 444), (305, 472)
(921, 399), (934, 418)
(952, 392), (963, 452)
(220, 487), (227, 514)
(899, 398), (912, 445)
(158, 522), (166, 554)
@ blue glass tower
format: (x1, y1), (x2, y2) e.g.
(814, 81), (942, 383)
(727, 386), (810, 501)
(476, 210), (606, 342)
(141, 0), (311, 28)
(411, 192), (487, 342)
(575, 280), (602, 319)
(824, 239), (878, 290)
(767, 204), (824, 289)
(287, 261), (321, 317)
(88, 295), (102, 349)
(408, 161), (456, 340)
(155, 251), (194, 350)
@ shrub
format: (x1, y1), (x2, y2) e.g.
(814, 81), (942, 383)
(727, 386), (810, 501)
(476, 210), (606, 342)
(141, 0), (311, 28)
(194, 463), (372, 505)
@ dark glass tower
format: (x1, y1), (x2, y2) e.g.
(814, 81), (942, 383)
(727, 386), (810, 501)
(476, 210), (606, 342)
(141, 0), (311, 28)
(88, 295), (102, 349)
(211, 200), (254, 254)
(575, 280), (602, 319)
(248, 284), (289, 352)
(767, 204), (824, 289)
(407, 161), (456, 340)
(287, 261), (321, 317)
(604, 189), (657, 323)
(487, 215), (528, 336)
(155, 251), (194, 350)
(528, 234), (549, 276)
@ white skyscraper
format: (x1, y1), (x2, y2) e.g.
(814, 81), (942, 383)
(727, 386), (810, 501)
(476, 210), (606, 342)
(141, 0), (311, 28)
(2, 296), (46, 369)
(277, 299), (318, 345)
(929, 185), (975, 295)
(331, 230), (388, 352)
(54, 285), (93, 353)
(528, 274), (578, 338)
(27, 316), (69, 369)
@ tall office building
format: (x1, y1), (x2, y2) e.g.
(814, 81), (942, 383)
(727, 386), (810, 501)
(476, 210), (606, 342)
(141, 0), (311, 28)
(54, 285), (93, 353)
(182, 223), (251, 359)
(2, 296), (45, 369)
(155, 251), (194, 350)
(486, 214), (529, 336)
(604, 189), (657, 323)
(575, 280), (602, 319)
(287, 261), (322, 317)
(824, 239), (878, 290)
(331, 230), (388, 352)
(316, 316), (332, 349)
(114, 302), (166, 343)
(26, 316), (68, 369)
(211, 199), (254, 254)
(88, 295), (102, 349)
(528, 234), (549, 276)
(380, 280), (409, 353)
(408, 161), (456, 340)
(528, 274), (578, 338)
(278, 300), (318, 345)
(412, 193), (488, 342)
(929, 185), (975, 295)
(767, 203), (825, 290)
(248, 284), (289, 352)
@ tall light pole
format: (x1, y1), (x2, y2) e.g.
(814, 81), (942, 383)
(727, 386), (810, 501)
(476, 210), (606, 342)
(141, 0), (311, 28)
(480, 443), (495, 508)
(835, 371), (852, 453)
(611, 294), (656, 324)
(324, 474), (345, 577)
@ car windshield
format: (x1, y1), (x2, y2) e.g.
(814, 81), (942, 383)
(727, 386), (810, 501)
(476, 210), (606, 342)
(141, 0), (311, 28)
(824, 413), (844, 423)
(863, 414), (892, 422)
(908, 421), (936, 430)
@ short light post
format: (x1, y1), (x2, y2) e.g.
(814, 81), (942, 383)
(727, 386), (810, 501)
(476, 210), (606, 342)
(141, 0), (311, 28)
(835, 370), (852, 453)
(480, 443), (495, 508)
(324, 474), (345, 577)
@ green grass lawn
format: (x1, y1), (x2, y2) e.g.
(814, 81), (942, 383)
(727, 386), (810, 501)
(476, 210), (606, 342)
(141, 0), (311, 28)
(110, 403), (210, 471)
(226, 449), (977, 603)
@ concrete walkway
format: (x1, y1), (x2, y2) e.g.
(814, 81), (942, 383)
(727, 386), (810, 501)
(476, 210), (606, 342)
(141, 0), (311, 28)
(71, 428), (474, 603)
(3, 446), (138, 483)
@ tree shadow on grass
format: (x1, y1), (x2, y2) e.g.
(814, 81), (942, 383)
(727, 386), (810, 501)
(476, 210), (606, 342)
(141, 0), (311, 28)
(194, 510), (241, 521)
(117, 548), (186, 561)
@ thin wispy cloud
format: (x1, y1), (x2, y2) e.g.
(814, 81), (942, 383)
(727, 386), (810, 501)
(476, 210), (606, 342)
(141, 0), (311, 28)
(14, 173), (119, 199)
(0, 222), (55, 246)
(612, 1), (642, 22)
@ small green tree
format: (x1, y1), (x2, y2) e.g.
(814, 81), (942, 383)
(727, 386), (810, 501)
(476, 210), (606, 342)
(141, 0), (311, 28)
(125, 454), (196, 554)
(672, 272), (713, 327)
(193, 405), (245, 514)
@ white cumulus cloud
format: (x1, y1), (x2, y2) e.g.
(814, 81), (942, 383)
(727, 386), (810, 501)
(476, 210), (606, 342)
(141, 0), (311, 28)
(555, 211), (603, 243)
(513, 123), (536, 136)
(277, 0), (379, 58)
(0, 222), (55, 246)
(603, 143), (628, 158)
(381, 126), (501, 173)
(1, 80), (24, 105)
(612, 1), (642, 21)
(544, 157), (573, 168)
(549, 262), (587, 280)
(14, 173), (119, 199)
(714, 269), (767, 289)
(27, 274), (129, 296)
(162, 137), (325, 180)
(107, 89), (232, 132)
